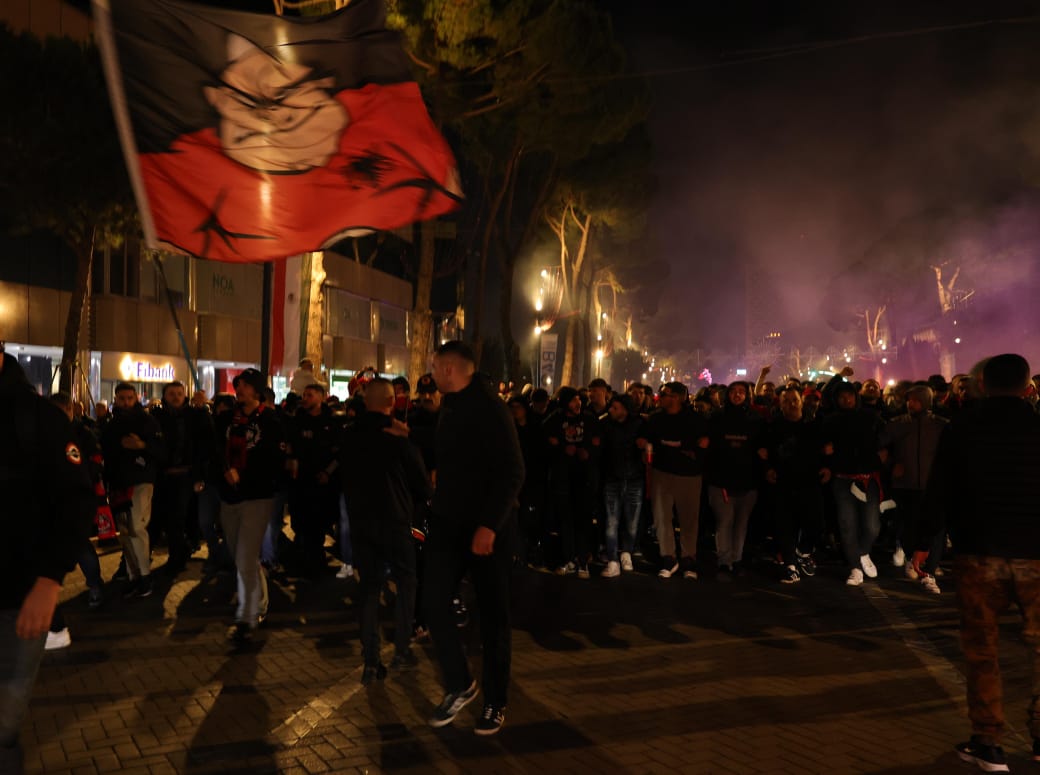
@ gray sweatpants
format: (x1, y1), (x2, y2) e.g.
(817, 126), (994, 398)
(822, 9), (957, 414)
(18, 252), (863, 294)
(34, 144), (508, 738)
(221, 498), (271, 627)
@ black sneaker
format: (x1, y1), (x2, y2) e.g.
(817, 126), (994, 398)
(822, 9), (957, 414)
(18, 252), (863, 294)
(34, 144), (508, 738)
(795, 551), (816, 577)
(360, 663), (387, 685)
(716, 565), (732, 583)
(390, 650), (419, 671)
(87, 587), (104, 609)
(474, 703), (505, 736)
(680, 556), (698, 580)
(135, 576), (154, 598)
(780, 565), (801, 584)
(428, 680), (478, 728)
(122, 578), (141, 599)
(228, 622), (254, 647)
(955, 737), (1009, 772)
(1033, 737), (1040, 762)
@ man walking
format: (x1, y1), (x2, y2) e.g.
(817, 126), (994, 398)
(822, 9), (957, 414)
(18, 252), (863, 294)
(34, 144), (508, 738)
(101, 382), (165, 598)
(424, 341), (525, 735)
(341, 379), (431, 684)
(925, 353), (1040, 772)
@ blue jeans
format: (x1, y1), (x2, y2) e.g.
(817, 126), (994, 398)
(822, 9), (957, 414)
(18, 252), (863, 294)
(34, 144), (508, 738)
(0, 610), (46, 753)
(832, 477), (881, 569)
(197, 484), (230, 568)
(603, 478), (643, 561)
(78, 541), (102, 590)
(710, 486), (758, 567)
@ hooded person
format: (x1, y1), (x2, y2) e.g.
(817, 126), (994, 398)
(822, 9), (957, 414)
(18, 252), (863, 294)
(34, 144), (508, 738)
(599, 393), (645, 577)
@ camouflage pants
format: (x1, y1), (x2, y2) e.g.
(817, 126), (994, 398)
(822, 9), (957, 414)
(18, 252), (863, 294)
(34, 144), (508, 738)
(955, 555), (1040, 744)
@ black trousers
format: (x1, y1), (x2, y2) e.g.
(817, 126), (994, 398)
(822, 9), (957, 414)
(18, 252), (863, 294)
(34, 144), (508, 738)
(354, 527), (416, 666)
(774, 485), (824, 566)
(423, 517), (516, 707)
(153, 473), (193, 568)
(289, 484), (337, 572)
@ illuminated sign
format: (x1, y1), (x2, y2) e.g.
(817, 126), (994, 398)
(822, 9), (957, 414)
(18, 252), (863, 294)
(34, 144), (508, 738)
(119, 354), (175, 382)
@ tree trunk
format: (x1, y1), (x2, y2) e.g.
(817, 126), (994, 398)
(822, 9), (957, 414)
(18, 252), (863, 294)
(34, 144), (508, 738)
(498, 250), (522, 382)
(59, 232), (95, 396)
(560, 316), (576, 388)
(408, 221), (436, 391)
(304, 251), (326, 368)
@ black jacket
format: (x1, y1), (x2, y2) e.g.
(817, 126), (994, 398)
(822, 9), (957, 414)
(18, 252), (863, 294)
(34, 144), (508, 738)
(822, 407), (884, 475)
(432, 377), (525, 533)
(765, 416), (825, 489)
(0, 354), (94, 609)
(638, 407), (709, 477)
(705, 402), (764, 493)
(153, 403), (213, 481)
(101, 402), (165, 488)
(215, 403), (286, 503)
(289, 404), (344, 483)
(340, 412), (431, 542)
(600, 414), (644, 482)
(925, 396), (1040, 559)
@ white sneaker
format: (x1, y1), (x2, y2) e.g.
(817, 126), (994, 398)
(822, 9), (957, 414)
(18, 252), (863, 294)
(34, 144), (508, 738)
(891, 547), (905, 567)
(45, 628), (72, 651)
(601, 561), (621, 578)
(846, 568), (865, 586)
(336, 564), (354, 579)
(860, 554), (878, 579)
(920, 575), (941, 595)
(620, 552), (633, 572)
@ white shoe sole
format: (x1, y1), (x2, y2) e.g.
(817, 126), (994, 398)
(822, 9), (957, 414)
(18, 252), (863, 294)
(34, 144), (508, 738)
(956, 751), (1009, 772)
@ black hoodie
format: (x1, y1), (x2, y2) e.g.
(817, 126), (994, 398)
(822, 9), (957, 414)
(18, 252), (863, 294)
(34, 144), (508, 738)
(0, 354), (94, 609)
(432, 376), (525, 533)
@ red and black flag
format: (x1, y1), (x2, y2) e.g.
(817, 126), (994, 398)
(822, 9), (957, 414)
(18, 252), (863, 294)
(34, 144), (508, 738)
(93, 0), (461, 263)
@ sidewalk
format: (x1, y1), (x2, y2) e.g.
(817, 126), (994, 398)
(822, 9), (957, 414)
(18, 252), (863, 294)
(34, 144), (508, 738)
(25, 550), (1035, 774)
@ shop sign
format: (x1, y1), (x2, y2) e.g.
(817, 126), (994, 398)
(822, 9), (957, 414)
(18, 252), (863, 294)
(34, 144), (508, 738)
(119, 354), (175, 382)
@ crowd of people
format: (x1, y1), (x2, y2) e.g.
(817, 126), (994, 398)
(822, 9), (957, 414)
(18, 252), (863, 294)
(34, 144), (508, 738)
(2, 340), (1038, 769)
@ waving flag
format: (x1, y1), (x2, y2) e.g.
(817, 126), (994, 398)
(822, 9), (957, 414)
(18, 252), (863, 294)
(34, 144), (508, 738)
(93, 0), (461, 263)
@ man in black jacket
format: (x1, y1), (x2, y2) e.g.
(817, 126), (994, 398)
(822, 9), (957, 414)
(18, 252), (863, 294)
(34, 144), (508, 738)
(425, 341), (525, 736)
(0, 347), (94, 772)
(924, 354), (1040, 772)
(152, 381), (213, 576)
(341, 379), (431, 684)
(101, 382), (165, 598)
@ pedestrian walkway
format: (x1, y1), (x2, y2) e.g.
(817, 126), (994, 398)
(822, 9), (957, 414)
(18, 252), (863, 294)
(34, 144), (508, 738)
(25, 551), (1035, 774)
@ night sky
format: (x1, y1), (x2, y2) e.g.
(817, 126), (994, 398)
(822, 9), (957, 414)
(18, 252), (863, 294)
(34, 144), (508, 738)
(609, 1), (1040, 371)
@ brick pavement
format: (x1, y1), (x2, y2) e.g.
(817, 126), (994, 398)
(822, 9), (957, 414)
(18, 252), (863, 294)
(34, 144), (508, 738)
(23, 549), (1036, 774)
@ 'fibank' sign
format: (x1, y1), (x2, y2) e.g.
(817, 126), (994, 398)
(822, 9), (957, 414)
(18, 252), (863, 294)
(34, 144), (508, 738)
(119, 355), (175, 382)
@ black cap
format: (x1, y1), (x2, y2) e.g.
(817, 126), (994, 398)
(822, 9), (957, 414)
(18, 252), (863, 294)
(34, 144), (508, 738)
(233, 368), (266, 395)
(416, 373), (438, 394)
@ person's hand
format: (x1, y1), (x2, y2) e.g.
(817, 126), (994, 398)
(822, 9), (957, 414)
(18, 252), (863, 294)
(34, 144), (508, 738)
(577, 448), (589, 462)
(759, 365), (772, 376)
(766, 469), (778, 485)
(564, 444), (576, 457)
(548, 436), (560, 447)
(121, 433), (145, 450)
(193, 481), (205, 494)
(757, 447), (769, 461)
(823, 442), (834, 456)
(224, 468), (240, 486)
(316, 471), (329, 485)
(878, 449), (889, 464)
(839, 366), (854, 378)
(16, 578), (60, 640)
(636, 438), (648, 450)
(697, 436), (709, 449)
(819, 467), (832, 484)
(471, 526), (496, 556)
(892, 463), (905, 479)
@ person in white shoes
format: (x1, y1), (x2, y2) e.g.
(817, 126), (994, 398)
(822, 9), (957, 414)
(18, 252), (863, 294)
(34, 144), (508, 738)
(600, 395), (645, 579)
(820, 377), (886, 588)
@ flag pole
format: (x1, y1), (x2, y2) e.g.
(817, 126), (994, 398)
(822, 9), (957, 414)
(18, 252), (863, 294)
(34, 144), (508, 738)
(154, 253), (201, 391)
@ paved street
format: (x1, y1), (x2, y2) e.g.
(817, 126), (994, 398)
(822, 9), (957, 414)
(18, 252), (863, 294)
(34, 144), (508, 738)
(25, 548), (1035, 774)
